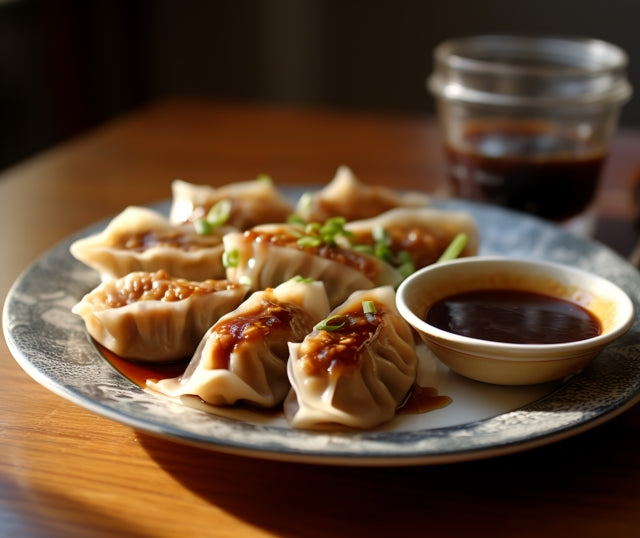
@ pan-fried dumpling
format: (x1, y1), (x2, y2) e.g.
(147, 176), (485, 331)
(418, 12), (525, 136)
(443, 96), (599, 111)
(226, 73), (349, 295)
(222, 221), (402, 307)
(169, 176), (294, 230)
(345, 207), (479, 272)
(148, 277), (330, 408)
(72, 270), (248, 361)
(70, 206), (234, 282)
(284, 286), (419, 430)
(295, 166), (431, 223)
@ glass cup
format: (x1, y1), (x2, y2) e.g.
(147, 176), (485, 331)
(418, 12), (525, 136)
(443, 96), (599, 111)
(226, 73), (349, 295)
(428, 35), (632, 236)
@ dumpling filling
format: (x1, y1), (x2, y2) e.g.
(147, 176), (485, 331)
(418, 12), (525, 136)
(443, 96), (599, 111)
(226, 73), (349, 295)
(72, 270), (248, 361)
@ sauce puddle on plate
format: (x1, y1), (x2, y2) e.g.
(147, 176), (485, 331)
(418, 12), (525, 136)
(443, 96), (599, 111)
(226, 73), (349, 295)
(98, 345), (451, 420)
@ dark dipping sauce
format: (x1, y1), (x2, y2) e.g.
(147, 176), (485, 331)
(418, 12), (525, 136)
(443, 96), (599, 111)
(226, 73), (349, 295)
(445, 121), (606, 222)
(426, 289), (602, 345)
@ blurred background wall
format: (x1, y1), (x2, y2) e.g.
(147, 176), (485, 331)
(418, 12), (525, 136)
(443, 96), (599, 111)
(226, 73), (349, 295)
(1, 0), (639, 171)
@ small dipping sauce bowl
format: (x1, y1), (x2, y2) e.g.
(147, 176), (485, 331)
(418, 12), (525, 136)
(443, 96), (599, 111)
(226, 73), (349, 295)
(396, 257), (635, 385)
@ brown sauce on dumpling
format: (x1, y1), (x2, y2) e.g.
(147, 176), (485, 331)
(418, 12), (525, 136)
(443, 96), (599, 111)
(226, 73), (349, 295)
(350, 226), (465, 270)
(243, 229), (379, 281)
(210, 300), (315, 370)
(300, 305), (383, 376)
(387, 227), (456, 269)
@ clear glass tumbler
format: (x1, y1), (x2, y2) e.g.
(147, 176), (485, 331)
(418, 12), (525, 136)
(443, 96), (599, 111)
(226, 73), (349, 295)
(428, 35), (632, 235)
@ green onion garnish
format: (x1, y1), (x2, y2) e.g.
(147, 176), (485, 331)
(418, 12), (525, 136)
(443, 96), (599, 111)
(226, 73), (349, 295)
(352, 244), (374, 255)
(362, 300), (377, 315)
(194, 198), (232, 234)
(374, 242), (393, 263)
(396, 250), (416, 279)
(206, 198), (232, 227)
(297, 235), (322, 248)
(372, 225), (391, 246)
(222, 248), (239, 268)
(293, 275), (313, 283)
(305, 222), (321, 234)
(294, 216), (355, 249)
(320, 217), (355, 246)
(287, 214), (306, 226)
(437, 232), (468, 262)
(314, 315), (346, 332)
(194, 218), (213, 235)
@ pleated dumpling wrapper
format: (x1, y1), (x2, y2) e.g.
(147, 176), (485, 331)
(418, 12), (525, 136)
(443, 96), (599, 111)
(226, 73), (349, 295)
(285, 285), (419, 430)
(72, 270), (249, 361)
(223, 221), (402, 308)
(294, 165), (431, 223)
(148, 277), (330, 409)
(70, 206), (236, 282)
(169, 176), (294, 230)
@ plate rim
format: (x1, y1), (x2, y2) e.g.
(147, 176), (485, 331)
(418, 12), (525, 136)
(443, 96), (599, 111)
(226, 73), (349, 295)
(4, 196), (640, 466)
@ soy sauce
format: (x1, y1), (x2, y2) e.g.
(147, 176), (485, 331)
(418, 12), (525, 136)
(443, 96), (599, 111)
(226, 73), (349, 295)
(445, 121), (606, 222)
(426, 289), (601, 344)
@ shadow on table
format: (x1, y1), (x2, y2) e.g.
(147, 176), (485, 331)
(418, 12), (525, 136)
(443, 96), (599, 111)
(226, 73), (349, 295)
(137, 404), (640, 537)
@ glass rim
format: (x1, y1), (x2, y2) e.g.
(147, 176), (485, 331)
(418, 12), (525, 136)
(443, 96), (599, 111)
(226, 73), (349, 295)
(434, 34), (629, 76)
(428, 34), (632, 107)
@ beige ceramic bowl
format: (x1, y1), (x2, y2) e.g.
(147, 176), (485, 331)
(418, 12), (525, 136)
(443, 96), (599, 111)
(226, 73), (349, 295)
(396, 256), (635, 385)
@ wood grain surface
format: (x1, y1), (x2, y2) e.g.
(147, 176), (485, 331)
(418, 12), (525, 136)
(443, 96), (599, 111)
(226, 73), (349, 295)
(2, 99), (640, 538)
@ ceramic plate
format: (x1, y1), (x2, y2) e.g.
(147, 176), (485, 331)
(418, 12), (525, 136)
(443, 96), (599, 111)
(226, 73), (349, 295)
(4, 195), (640, 466)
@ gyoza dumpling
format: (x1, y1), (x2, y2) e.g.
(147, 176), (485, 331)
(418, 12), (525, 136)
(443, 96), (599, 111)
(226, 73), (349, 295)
(169, 176), (294, 230)
(345, 207), (479, 272)
(222, 221), (402, 307)
(284, 286), (418, 430)
(72, 270), (249, 361)
(295, 166), (431, 223)
(70, 206), (234, 282)
(148, 277), (330, 408)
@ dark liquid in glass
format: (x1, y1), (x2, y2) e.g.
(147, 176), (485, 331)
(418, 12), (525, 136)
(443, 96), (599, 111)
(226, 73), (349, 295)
(445, 121), (606, 222)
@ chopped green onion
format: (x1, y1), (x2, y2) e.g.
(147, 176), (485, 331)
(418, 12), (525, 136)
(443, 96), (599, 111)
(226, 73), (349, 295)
(374, 242), (393, 262)
(305, 222), (321, 234)
(314, 314), (346, 332)
(293, 275), (313, 283)
(238, 275), (252, 287)
(194, 218), (213, 235)
(398, 262), (415, 279)
(206, 199), (232, 227)
(297, 235), (322, 248)
(352, 244), (374, 255)
(437, 232), (468, 262)
(222, 248), (240, 268)
(372, 225), (391, 246)
(256, 174), (272, 184)
(194, 199), (232, 234)
(362, 300), (377, 315)
(319, 217), (355, 246)
(293, 216), (356, 249)
(396, 250), (416, 279)
(287, 214), (306, 226)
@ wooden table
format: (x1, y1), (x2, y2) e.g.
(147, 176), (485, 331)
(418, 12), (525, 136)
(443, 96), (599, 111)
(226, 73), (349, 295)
(2, 99), (640, 537)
